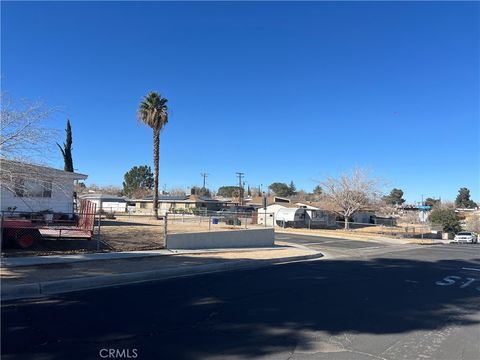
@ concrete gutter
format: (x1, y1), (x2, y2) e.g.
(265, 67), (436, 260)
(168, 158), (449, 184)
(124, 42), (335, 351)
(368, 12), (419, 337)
(0, 250), (173, 267)
(1, 246), (292, 268)
(1, 252), (323, 301)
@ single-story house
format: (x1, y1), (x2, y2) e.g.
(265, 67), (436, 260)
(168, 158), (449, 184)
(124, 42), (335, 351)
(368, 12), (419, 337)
(0, 159), (88, 214)
(275, 207), (337, 228)
(257, 203), (298, 226)
(247, 195), (290, 207)
(78, 193), (129, 213)
(350, 210), (396, 226)
(256, 199), (336, 228)
(131, 194), (229, 215)
(352, 210), (376, 224)
(372, 216), (397, 226)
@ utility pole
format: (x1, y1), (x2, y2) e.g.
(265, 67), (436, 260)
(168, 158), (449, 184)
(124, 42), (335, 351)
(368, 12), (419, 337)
(200, 173), (209, 189)
(421, 194), (425, 243)
(236, 172), (244, 205)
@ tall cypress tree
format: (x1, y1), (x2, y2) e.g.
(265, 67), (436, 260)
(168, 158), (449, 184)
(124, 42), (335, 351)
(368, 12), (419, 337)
(57, 119), (74, 172)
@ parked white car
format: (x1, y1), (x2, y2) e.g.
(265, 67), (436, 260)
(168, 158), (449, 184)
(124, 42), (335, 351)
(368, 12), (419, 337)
(453, 232), (478, 244)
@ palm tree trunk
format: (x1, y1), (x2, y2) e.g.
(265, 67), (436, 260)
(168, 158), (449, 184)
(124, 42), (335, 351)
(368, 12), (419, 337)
(153, 127), (160, 219)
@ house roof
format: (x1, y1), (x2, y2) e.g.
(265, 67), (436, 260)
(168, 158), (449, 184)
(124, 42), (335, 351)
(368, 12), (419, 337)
(79, 193), (127, 202)
(133, 194), (223, 203)
(139, 195), (189, 201)
(265, 203), (300, 209)
(248, 195), (291, 206)
(0, 159), (88, 180)
(295, 202), (320, 210)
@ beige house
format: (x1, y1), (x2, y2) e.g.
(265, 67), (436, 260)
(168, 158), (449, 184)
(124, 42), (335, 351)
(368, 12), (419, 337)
(132, 194), (228, 215)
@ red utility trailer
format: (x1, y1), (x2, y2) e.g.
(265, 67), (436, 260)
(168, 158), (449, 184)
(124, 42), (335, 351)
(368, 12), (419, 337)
(1, 200), (97, 249)
(1, 219), (42, 248)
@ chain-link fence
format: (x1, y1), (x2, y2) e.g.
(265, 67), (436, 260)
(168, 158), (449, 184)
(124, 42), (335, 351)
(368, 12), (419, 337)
(165, 210), (275, 235)
(333, 221), (437, 238)
(95, 213), (166, 251)
(0, 203), (98, 254)
(0, 210), (168, 254)
(274, 218), (440, 239)
(1, 203), (444, 254)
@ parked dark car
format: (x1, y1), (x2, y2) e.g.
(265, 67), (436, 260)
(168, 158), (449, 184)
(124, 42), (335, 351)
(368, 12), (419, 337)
(229, 206), (256, 213)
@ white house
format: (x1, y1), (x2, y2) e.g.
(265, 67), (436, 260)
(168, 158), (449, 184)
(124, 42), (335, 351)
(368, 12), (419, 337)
(0, 159), (87, 214)
(78, 193), (128, 213)
(257, 203), (298, 226)
(257, 200), (336, 228)
(276, 207), (337, 228)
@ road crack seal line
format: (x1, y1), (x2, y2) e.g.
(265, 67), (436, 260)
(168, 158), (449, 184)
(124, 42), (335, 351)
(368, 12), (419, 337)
(379, 325), (456, 360)
(285, 341), (297, 360)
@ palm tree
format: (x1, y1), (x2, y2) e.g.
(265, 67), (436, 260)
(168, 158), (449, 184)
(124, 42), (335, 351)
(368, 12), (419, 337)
(138, 92), (169, 219)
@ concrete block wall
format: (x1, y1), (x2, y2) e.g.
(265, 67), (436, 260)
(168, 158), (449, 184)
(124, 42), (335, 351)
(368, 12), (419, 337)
(166, 228), (275, 249)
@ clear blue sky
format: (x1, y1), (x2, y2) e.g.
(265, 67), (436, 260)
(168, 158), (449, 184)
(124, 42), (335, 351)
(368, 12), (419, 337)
(2, 1), (479, 203)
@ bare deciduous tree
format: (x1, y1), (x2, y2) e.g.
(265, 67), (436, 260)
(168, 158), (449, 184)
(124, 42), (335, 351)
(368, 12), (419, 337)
(76, 183), (123, 196)
(464, 214), (480, 233)
(375, 201), (399, 218)
(400, 211), (422, 225)
(318, 168), (383, 229)
(432, 201), (456, 211)
(1, 93), (58, 160)
(0, 94), (65, 200)
(168, 187), (186, 196)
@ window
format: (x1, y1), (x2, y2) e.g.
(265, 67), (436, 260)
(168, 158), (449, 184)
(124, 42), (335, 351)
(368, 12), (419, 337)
(15, 179), (52, 198)
(140, 202), (147, 209)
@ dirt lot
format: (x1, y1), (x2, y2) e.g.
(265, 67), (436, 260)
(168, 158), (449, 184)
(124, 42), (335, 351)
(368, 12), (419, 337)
(97, 217), (165, 251)
(1, 217), (166, 256)
(97, 215), (270, 251)
(1, 215), (272, 255)
(277, 222), (435, 242)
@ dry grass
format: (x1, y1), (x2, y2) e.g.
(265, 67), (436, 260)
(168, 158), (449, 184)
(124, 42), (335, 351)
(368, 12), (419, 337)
(276, 221), (439, 243)
(96, 215), (271, 251)
(97, 217), (165, 251)
(1, 215), (272, 255)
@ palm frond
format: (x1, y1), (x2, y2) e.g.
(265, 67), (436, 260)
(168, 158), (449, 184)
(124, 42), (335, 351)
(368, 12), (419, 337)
(137, 91), (169, 130)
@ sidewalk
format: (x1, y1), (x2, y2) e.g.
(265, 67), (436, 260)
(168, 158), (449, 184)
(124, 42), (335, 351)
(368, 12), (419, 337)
(1, 242), (322, 301)
(276, 228), (414, 245)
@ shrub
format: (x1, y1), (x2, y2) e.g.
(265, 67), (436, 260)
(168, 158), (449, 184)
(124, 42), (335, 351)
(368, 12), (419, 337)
(429, 208), (462, 233)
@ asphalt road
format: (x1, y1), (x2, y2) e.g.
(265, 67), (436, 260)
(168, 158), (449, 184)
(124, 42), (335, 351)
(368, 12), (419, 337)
(2, 234), (480, 360)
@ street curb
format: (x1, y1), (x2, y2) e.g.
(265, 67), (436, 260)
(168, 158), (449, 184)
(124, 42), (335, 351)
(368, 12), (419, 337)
(276, 230), (411, 245)
(1, 246), (292, 268)
(1, 252), (323, 301)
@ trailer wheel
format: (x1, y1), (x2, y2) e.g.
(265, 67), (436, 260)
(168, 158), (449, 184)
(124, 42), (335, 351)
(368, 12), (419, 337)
(17, 233), (35, 248)
(15, 229), (41, 249)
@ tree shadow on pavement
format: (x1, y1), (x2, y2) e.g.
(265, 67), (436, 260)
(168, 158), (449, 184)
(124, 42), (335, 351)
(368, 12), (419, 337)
(2, 255), (480, 360)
